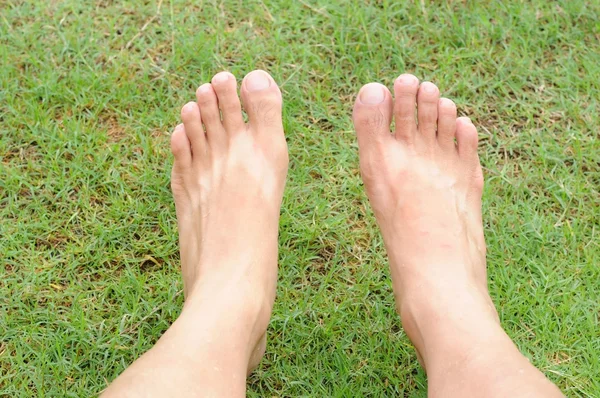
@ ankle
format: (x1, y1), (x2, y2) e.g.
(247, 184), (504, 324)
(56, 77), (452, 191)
(184, 275), (272, 340)
(186, 279), (266, 318)
(398, 283), (500, 365)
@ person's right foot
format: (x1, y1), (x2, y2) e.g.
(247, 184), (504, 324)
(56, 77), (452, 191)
(352, 74), (500, 370)
(352, 74), (564, 397)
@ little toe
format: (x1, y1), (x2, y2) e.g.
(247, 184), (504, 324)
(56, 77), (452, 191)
(456, 117), (478, 163)
(416, 82), (440, 144)
(196, 83), (226, 150)
(171, 123), (192, 170)
(180, 101), (205, 157)
(352, 83), (394, 149)
(211, 71), (245, 133)
(240, 70), (283, 132)
(436, 98), (457, 151)
(393, 74), (419, 143)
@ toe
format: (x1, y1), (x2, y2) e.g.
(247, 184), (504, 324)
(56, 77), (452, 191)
(416, 82), (440, 144)
(180, 101), (206, 157)
(436, 98), (457, 150)
(467, 158), (486, 258)
(393, 74), (419, 143)
(196, 83), (226, 150)
(171, 123), (192, 169)
(353, 83), (393, 149)
(211, 71), (245, 133)
(240, 70), (283, 131)
(456, 117), (478, 162)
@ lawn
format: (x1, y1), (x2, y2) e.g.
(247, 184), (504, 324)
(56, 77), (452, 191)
(1, 0), (599, 396)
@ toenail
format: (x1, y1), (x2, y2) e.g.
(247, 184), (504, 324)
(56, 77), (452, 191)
(175, 123), (183, 132)
(182, 102), (197, 114)
(359, 84), (385, 105)
(245, 71), (271, 91)
(197, 84), (212, 94)
(397, 74), (418, 86)
(440, 98), (455, 108)
(423, 83), (437, 93)
(213, 72), (231, 84)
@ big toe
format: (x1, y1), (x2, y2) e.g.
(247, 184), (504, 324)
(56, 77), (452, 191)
(240, 70), (283, 132)
(352, 83), (393, 150)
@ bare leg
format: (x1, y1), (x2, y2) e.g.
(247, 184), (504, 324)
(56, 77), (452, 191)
(352, 75), (563, 397)
(102, 70), (288, 397)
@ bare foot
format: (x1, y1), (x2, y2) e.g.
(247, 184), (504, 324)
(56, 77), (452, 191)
(101, 71), (286, 397)
(171, 69), (288, 373)
(353, 74), (497, 358)
(352, 75), (562, 397)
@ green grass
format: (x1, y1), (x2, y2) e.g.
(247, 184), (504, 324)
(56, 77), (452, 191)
(1, 0), (599, 396)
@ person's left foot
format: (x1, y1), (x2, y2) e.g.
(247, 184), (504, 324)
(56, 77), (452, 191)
(170, 70), (288, 373)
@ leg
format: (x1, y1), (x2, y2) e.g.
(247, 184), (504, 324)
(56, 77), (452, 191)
(101, 70), (288, 397)
(352, 75), (563, 397)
